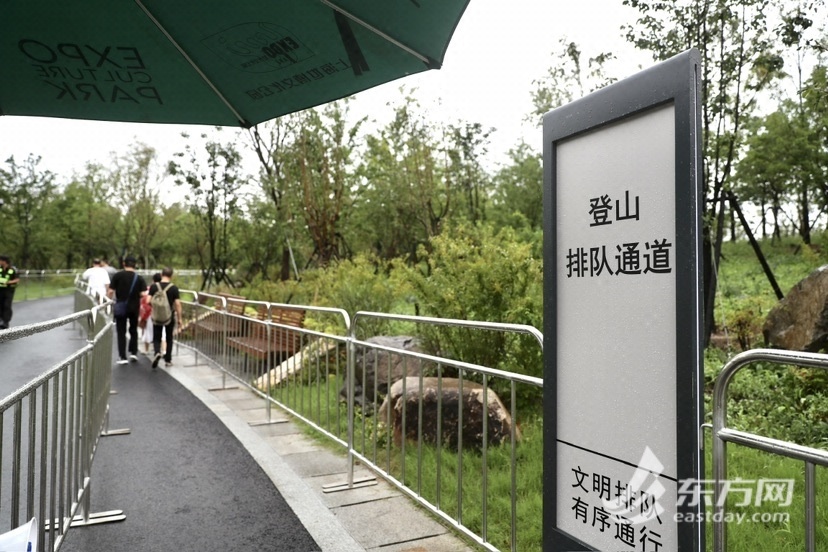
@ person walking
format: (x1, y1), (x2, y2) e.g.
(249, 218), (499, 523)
(140, 273), (161, 354)
(0, 255), (20, 329)
(101, 259), (118, 280)
(81, 258), (111, 303)
(148, 266), (183, 369)
(108, 256), (147, 365)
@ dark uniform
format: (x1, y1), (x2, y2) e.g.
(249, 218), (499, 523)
(109, 257), (147, 363)
(0, 255), (20, 329)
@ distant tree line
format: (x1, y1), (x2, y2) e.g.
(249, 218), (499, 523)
(1, 0), (825, 345)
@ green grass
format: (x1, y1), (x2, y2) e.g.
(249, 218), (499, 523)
(250, 234), (828, 551)
(702, 437), (828, 551)
(268, 372), (544, 551)
(707, 234), (828, 550)
(16, 273), (79, 300)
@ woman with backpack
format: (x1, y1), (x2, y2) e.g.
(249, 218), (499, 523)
(147, 267), (183, 369)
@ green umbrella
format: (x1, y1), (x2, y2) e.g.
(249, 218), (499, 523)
(1, 0), (469, 127)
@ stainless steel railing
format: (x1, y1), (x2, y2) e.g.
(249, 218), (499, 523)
(0, 288), (123, 551)
(176, 294), (544, 552)
(712, 348), (828, 552)
(13, 283), (828, 551)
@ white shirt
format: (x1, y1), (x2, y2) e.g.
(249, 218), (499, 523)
(82, 266), (111, 302)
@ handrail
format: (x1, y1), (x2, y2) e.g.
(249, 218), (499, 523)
(352, 311), (543, 350)
(0, 287), (124, 550)
(712, 348), (828, 552)
(176, 297), (542, 551)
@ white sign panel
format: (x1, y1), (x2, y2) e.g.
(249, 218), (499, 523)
(555, 104), (678, 551)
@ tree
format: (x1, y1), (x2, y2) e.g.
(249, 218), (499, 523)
(356, 94), (451, 263)
(110, 143), (167, 266)
(734, 112), (797, 241)
(489, 142), (544, 232)
(623, 0), (790, 343)
(283, 103), (363, 268)
(445, 121), (493, 224)
(168, 134), (246, 288)
(529, 38), (617, 119)
(53, 163), (121, 268)
(0, 155), (56, 267)
(247, 113), (305, 281)
(800, 65), (828, 229)
(234, 197), (291, 283)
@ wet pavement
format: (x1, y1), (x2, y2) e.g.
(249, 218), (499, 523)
(2, 297), (475, 552)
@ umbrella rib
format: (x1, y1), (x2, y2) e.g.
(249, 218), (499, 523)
(319, 0), (439, 69)
(133, 0), (251, 127)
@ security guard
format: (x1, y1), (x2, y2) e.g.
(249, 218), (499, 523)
(0, 255), (20, 329)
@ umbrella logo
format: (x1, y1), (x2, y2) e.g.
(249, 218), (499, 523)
(203, 23), (315, 74)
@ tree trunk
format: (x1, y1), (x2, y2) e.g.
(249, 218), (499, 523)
(280, 246), (291, 281)
(800, 185), (811, 245)
(703, 191), (727, 348)
(729, 192), (783, 300)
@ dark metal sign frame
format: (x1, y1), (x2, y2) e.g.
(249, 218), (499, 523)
(542, 49), (703, 551)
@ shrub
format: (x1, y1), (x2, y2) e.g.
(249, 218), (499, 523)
(398, 223), (544, 405)
(300, 254), (412, 336)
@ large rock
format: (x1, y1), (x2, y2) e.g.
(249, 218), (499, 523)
(763, 265), (828, 352)
(377, 377), (520, 448)
(340, 336), (433, 412)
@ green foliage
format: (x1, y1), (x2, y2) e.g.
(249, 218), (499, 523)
(718, 295), (766, 350)
(715, 234), (828, 347)
(710, 233), (828, 447)
(489, 143), (543, 233)
(0, 154), (58, 267)
(300, 254), (412, 336)
(168, 134), (246, 287)
(720, 362), (828, 445)
(398, 223), (543, 404)
(529, 38), (617, 120)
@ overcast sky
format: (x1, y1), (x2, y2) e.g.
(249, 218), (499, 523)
(0, 0), (649, 180)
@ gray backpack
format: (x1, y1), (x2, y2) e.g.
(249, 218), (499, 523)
(150, 283), (172, 325)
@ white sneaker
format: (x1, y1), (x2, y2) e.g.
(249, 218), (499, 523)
(129, 354), (139, 362)
(116, 358), (128, 365)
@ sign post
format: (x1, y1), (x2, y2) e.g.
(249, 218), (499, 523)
(542, 49), (703, 551)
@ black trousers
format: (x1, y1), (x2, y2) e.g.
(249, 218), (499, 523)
(153, 317), (175, 362)
(0, 287), (15, 328)
(115, 310), (140, 359)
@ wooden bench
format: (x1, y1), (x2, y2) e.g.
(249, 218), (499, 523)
(186, 293), (247, 339)
(226, 307), (306, 364)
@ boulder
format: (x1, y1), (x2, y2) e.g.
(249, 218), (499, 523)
(377, 377), (520, 448)
(340, 336), (433, 412)
(763, 265), (828, 352)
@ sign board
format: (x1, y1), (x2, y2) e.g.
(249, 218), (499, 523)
(542, 50), (703, 551)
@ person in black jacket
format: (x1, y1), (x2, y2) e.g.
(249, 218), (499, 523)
(147, 266), (182, 369)
(108, 256), (147, 364)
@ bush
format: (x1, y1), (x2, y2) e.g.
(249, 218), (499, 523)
(398, 223), (544, 405)
(297, 254), (412, 336)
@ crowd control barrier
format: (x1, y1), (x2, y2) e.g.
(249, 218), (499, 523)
(0, 288), (126, 551)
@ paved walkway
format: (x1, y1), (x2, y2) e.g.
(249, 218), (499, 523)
(9, 297), (475, 552)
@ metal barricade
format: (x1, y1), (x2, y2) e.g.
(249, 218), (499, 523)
(0, 288), (124, 551)
(339, 312), (544, 552)
(175, 295), (544, 552)
(177, 293), (352, 435)
(712, 348), (828, 552)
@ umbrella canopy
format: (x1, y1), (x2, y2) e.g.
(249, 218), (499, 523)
(1, 0), (469, 128)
